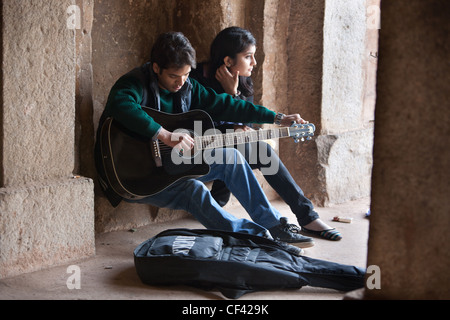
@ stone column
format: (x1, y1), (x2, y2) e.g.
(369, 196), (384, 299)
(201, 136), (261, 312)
(282, 0), (327, 205)
(366, 0), (450, 299)
(319, 0), (374, 204)
(282, 0), (374, 206)
(0, 0), (95, 279)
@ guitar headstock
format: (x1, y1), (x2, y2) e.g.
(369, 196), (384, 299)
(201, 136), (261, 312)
(289, 123), (316, 143)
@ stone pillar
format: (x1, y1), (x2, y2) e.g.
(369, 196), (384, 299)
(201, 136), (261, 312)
(366, 0), (450, 299)
(0, 0), (95, 279)
(283, 0), (327, 205)
(319, 0), (374, 204)
(75, 0), (95, 179)
(282, 0), (374, 206)
(247, 0), (289, 200)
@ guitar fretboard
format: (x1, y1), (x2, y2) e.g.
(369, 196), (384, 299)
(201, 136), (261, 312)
(195, 127), (291, 151)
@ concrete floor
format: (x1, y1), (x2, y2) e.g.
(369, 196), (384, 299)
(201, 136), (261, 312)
(0, 197), (370, 301)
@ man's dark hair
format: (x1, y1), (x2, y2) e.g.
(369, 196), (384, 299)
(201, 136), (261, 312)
(150, 32), (197, 71)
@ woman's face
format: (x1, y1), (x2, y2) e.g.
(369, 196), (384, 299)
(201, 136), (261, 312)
(227, 45), (257, 77)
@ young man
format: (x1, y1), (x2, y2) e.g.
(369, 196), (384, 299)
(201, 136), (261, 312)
(95, 32), (314, 254)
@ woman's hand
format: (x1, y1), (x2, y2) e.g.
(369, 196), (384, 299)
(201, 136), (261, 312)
(215, 64), (239, 96)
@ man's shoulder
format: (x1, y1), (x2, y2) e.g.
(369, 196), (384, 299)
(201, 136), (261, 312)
(122, 64), (150, 83)
(112, 65), (151, 91)
(113, 73), (144, 92)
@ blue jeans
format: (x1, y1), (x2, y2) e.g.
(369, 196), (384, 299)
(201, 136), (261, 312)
(211, 141), (320, 226)
(127, 148), (282, 237)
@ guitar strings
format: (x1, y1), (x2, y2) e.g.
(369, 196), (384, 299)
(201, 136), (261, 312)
(156, 127), (297, 154)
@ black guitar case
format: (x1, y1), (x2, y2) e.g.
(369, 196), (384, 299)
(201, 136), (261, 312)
(134, 229), (366, 299)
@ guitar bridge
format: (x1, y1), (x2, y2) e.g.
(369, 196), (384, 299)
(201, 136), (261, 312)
(151, 139), (163, 167)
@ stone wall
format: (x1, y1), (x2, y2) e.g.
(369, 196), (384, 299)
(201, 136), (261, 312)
(0, 0), (95, 279)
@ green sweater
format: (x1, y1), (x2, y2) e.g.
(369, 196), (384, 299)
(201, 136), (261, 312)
(103, 75), (277, 139)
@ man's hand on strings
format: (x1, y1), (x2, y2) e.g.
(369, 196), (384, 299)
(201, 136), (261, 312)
(157, 128), (194, 156)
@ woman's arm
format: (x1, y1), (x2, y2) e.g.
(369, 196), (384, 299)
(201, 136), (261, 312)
(189, 78), (276, 125)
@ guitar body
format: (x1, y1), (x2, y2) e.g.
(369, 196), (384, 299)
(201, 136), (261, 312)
(100, 108), (214, 200)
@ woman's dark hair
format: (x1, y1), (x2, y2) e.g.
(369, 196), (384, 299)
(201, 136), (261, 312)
(208, 27), (256, 97)
(151, 32), (197, 71)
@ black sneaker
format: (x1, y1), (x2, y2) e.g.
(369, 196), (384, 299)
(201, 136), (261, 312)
(275, 240), (304, 256)
(269, 217), (315, 248)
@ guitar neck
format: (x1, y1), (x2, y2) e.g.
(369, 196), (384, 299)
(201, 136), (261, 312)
(195, 127), (291, 151)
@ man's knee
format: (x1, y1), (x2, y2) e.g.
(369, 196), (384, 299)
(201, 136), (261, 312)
(184, 179), (209, 193)
(204, 147), (245, 165)
(226, 148), (246, 165)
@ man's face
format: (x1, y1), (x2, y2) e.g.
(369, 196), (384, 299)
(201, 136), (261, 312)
(153, 63), (191, 93)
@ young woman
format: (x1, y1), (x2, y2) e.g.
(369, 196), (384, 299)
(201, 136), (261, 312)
(190, 27), (342, 241)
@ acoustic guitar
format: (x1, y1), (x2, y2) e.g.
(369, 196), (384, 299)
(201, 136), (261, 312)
(99, 108), (315, 200)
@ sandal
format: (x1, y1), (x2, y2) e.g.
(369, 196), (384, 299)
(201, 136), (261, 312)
(301, 227), (342, 241)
